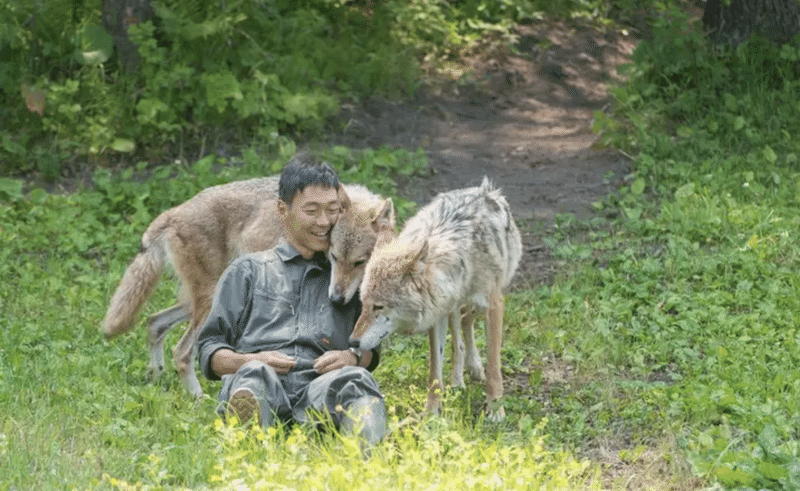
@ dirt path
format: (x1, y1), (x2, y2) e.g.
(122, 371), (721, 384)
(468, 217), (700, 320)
(325, 21), (637, 289)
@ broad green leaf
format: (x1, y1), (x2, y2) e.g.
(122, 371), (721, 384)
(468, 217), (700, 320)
(758, 462), (788, 481)
(76, 25), (114, 66)
(630, 177), (645, 196)
(0, 178), (24, 201)
(762, 145), (777, 165)
(111, 139), (135, 153)
(674, 182), (694, 199)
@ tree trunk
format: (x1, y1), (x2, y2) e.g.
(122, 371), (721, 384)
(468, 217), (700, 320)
(101, 0), (154, 73)
(703, 0), (800, 46)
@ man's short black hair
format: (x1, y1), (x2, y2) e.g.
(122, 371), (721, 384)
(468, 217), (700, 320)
(278, 152), (340, 204)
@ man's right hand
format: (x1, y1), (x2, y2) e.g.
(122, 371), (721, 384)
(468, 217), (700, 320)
(210, 348), (296, 377)
(253, 350), (296, 375)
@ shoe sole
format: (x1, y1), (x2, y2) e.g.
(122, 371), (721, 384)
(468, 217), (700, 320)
(227, 388), (259, 424)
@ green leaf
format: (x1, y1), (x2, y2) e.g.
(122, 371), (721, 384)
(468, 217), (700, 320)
(0, 178), (24, 201)
(202, 71), (242, 113)
(714, 466), (756, 487)
(733, 116), (745, 131)
(674, 182), (694, 199)
(75, 25), (114, 66)
(762, 145), (777, 165)
(111, 139), (135, 153)
(192, 155), (215, 176)
(758, 462), (788, 481)
(630, 177), (645, 196)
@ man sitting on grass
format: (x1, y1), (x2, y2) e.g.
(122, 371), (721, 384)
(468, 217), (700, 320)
(197, 153), (385, 447)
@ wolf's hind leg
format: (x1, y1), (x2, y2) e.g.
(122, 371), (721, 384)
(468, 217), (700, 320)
(461, 305), (485, 383)
(172, 321), (203, 397)
(146, 303), (190, 378)
(449, 308), (465, 388)
(485, 292), (505, 422)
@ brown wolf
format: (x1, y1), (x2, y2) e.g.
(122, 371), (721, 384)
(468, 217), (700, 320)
(351, 177), (522, 421)
(102, 177), (394, 397)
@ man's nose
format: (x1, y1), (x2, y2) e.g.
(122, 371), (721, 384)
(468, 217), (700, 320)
(316, 213), (332, 227)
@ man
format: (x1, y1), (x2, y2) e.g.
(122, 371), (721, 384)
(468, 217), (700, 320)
(197, 154), (385, 446)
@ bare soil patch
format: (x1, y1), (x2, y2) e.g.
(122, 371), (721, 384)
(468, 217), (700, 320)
(324, 21), (637, 290)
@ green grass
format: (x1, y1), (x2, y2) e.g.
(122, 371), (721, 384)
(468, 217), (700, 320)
(0, 147), (602, 490)
(4, 8), (800, 489)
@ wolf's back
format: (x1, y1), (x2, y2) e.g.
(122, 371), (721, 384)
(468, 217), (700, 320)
(403, 177), (521, 289)
(101, 177), (279, 339)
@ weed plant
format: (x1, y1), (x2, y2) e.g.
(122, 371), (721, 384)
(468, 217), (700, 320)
(0, 146), (601, 489)
(579, 7), (800, 490)
(6, 3), (800, 490)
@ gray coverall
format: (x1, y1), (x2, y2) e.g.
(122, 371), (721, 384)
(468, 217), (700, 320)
(197, 240), (383, 428)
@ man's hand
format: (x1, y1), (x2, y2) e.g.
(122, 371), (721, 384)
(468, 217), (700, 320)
(313, 350), (356, 374)
(210, 348), (296, 377)
(254, 350), (297, 375)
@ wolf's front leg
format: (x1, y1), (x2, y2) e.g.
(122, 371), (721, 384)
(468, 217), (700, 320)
(425, 321), (447, 415)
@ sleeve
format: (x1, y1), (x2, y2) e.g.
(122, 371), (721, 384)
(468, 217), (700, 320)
(197, 258), (254, 381)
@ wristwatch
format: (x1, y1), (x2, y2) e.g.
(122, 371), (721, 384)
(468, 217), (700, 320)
(348, 347), (361, 366)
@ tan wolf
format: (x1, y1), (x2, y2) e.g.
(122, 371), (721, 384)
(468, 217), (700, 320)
(101, 177), (394, 397)
(350, 177), (522, 421)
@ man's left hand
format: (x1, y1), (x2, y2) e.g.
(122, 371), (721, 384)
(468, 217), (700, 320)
(313, 350), (356, 374)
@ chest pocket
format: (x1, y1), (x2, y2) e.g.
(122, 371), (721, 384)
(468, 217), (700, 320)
(245, 289), (297, 347)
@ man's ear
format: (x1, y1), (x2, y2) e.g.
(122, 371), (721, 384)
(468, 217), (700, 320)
(277, 199), (288, 223)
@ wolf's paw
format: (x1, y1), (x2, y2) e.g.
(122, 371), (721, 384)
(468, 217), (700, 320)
(486, 400), (506, 422)
(449, 371), (466, 388)
(145, 364), (164, 381)
(467, 365), (486, 383)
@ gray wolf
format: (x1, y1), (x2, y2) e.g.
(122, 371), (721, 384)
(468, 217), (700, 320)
(350, 177), (522, 421)
(102, 176), (393, 397)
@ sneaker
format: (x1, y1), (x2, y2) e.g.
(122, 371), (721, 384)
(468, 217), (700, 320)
(226, 388), (259, 425)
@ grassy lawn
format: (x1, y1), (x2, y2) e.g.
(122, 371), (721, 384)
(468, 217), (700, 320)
(3, 6), (800, 491)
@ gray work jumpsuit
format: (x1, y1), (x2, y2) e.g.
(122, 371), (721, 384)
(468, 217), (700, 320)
(197, 240), (383, 427)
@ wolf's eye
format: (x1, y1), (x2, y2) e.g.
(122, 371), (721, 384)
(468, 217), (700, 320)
(354, 260), (365, 267)
(330, 252), (337, 262)
(372, 305), (384, 312)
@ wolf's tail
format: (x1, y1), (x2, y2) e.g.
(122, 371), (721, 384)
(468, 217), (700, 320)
(102, 219), (169, 340)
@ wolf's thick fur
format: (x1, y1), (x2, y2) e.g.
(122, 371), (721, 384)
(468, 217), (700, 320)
(102, 177), (393, 397)
(351, 177), (522, 420)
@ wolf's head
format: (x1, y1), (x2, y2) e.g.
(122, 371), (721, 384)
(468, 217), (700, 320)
(328, 186), (396, 305)
(350, 238), (430, 350)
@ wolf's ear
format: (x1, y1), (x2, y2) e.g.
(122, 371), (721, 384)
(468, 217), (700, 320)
(371, 198), (395, 232)
(338, 185), (352, 212)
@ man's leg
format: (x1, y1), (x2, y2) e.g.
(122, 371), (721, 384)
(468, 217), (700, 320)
(218, 360), (291, 426)
(298, 366), (386, 446)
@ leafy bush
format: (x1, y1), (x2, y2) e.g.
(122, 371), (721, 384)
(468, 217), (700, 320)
(0, 0), (425, 175)
(584, 7), (800, 489)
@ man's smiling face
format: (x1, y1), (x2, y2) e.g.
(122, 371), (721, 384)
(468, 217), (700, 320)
(279, 184), (340, 259)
